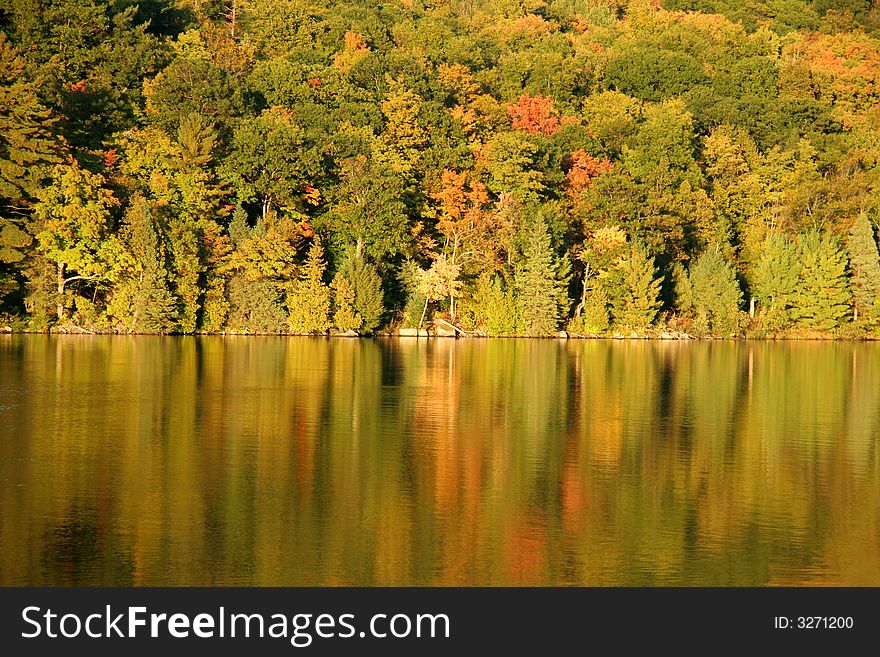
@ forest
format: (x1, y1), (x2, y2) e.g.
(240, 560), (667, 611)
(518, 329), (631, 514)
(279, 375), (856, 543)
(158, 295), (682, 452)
(2, 0), (880, 338)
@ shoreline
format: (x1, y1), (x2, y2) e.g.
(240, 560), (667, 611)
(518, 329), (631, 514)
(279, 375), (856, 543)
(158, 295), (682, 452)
(2, 327), (879, 341)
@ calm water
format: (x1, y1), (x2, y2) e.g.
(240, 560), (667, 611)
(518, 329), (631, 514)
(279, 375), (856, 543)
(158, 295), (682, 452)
(0, 335), (878, 586)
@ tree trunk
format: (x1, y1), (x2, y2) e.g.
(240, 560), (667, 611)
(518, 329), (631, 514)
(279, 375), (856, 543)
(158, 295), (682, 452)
(56, 262), (66, 320)
(749, 297), (755, 318)
(418, 296), (429, 329)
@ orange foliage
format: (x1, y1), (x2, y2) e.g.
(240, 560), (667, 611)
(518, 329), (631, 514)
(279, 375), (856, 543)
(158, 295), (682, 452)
(508, 94), (560, 136)
(333, 31), (369, 73)
(565, 150), (613, 202)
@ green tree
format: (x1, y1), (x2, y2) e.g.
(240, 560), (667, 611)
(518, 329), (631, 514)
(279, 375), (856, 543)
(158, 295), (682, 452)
(336, 251), (384, 334)
(463, 272), (517, 336)
(752, 232), (800, 332)
(33, 163), (118, 320)
(331, 272), (361, 333)
(106, 197), (176, 333)
(680, 249), (744, 337)
(288, 237), (331, 334)
(608, 242), (663, 332)
(514, 212), (570, 336)
(847, 213), (880, 325)
(791, 231), (851, 332)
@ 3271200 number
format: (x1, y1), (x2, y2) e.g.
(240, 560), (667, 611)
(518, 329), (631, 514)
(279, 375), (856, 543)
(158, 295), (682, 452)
(797, 617), (854, 629)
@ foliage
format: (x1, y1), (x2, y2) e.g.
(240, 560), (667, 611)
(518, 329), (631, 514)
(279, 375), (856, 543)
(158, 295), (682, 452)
(791, 231), (852, 332)
(288, 238), (332, 334)
(2, 0), (880, 337)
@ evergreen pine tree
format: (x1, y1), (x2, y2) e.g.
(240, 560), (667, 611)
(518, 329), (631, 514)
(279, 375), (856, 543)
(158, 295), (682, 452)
(339, 252), (384, 333)
(331, 272), (361, 332)
(469, 272), (517, 336)
(847, 213), (880, 325)
(107, 198), (176, 333)
(686, 249), (744, 336)
(791, 231), (851, 332)
(398, 260), (427, 328)
(514, 212), (570, 336)
(752, 232), (800, 332)
(288, 238), (331, 334)
(608, 242), (663, 331)
(568, 285), (610, 335)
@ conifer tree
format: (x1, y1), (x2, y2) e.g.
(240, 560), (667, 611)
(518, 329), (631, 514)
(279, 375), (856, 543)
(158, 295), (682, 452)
(472, 273), (518, 336)
(107, 197), (176, 333)
(288, 238), (331, 334)
(338, 252), (384, 334)
(752, 232), (800, 332)
(331, 272), (361, 332)
(608, 242), (663, 331)
(568, 286), (610, 335)
(847, 213), (880, 325)
(791, 231), (851, 332)
(515, 213), (570, 336)
(684, 249), (744, 336)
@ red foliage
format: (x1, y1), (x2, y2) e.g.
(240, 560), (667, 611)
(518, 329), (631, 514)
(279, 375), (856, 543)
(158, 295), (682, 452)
(307, 77), (322, 89)
(101, 149), (119, 167)
(70, 80), (87, 93)
(565, 150), (612, 202)
(508, 94), (559, 136)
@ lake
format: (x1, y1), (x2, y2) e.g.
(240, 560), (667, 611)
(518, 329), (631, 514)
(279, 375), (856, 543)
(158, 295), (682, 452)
(0, 335), (878, 586)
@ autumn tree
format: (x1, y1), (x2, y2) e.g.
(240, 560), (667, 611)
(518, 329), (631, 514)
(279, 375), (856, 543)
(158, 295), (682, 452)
(105, 196), (176, 333)
(33, 163), (118, 321)
(288, 237), (332, 334)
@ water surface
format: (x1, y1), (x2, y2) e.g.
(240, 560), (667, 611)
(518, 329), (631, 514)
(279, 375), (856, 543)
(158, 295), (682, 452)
(1, 335), (878, 585)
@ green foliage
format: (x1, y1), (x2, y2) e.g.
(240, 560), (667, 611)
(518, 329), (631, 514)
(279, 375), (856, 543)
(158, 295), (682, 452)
(106, 197), (176, 333)
(791, 231), (852, 332)
(2, 0), (880, 337)
(608, 242), (664, 332)
(288, 238), (332, 334)
(337, 252), (384, 334)
(465, 272), (518, 336)
(568, 286), (610, 336)
(226, 276), (287, 333)
(679, 249), (745, 336)
(514, 212), (570, 336)
(331, 272), (361, 333)
(752, 232), (801, 332)
(397, 260), (428, 328)
(846, 213), (880, 326)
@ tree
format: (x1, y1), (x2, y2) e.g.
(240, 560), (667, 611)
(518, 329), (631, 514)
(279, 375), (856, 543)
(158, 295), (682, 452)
(608, 242), (663, 332)
(791, 231), (851, 332)
(514, 212), (570, 336)
(331, 273), (361, 332)
(752, 232), (800, 331)
(679, 249), (744, 336)
(224, 106), (319, 217)
(508, 94), (559, 137)
(288, 238), (331, 334)
(464, 272), (517, 336)
(106, 197), (176, 333)
(336, 251), (384, 334)
(33, 163), (118, 320)
(415, 254), (463, 328)
(847, 213), (880, 325)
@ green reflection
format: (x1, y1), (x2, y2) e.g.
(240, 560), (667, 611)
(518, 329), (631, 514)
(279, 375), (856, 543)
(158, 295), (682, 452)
(0, 336), (878, 585)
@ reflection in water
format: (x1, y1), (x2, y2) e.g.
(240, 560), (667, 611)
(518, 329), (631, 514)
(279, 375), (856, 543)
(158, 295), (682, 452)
(0, 336), (878, 586)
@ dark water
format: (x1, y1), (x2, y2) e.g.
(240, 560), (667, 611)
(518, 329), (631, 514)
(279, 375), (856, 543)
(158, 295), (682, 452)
(1, 335), (878, 586)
